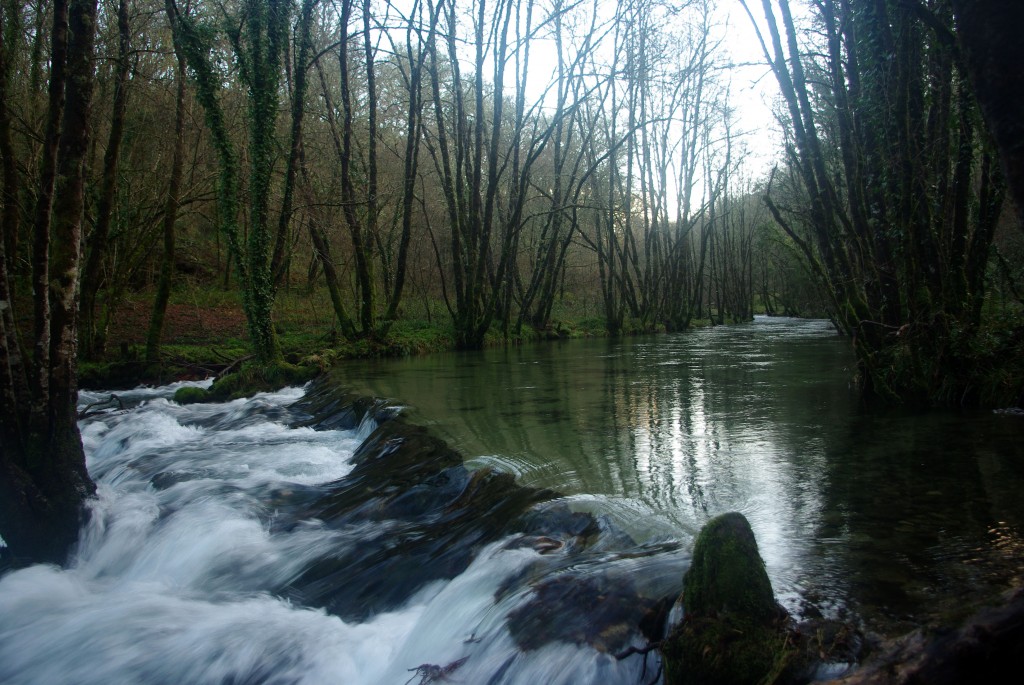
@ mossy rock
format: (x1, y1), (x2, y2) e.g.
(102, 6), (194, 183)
(172, 362), (318, 404)
(173, 386), (211, 405)
(207, 362), (318, 401)
(683, 512), (778, 622)
(662, 613), (795, 685)
(662, 512), (796, 685)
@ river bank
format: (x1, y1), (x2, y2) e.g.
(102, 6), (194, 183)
(77, 288), (627, 390)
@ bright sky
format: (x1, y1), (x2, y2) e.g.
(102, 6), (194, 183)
(378, 0), (786, 182)
(719, 1), (785, 177)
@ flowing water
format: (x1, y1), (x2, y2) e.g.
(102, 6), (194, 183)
(1, 317), (1023, 684)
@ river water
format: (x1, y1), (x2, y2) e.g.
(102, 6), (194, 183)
(1, 317), (1022, 684)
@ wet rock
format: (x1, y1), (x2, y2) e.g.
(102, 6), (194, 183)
(517, 501), (600, 540)
(280, 380), (689, 654)
(507, 571), (671, 654)
(661, 512), (795, 685)
(288, 378), (389, 431)
(826, 586), (1024, 685)
(656, 513), (866, 685)
(280, 391), (600, 622)
(683, 512), (780, 621)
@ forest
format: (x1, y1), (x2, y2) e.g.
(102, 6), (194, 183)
(1, 0), (1024, 564)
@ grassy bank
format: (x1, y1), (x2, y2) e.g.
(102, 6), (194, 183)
(78, 286), (625, 390)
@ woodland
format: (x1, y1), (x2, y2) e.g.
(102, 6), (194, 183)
(1, 0), (1023, 564)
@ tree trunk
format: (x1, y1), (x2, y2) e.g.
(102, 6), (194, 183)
(950, 0), (1024, 219)
(79, 0), (130, 360)
(382, 0), (430, 333)
(146, 41), (187, 364)
(270, 0), (316, 287)
(0, 0), (98, 566)
(165, 0), (284, 365)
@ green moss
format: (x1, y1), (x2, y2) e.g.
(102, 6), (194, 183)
(206, 361), (319, 401)
(683, 512), (777, 621)
(662, 512), (795, 685)
(662, 614), (795, 685)
(173, 386), (211, 404)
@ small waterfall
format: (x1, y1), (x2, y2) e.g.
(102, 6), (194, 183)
(0, 381), (685, 685)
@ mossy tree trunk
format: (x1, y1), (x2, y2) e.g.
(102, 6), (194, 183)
(0, 0), (98, 565)
(0, 0), (20, 278)
(165, 0), (286, 364)
(951, 0), (1024, 221)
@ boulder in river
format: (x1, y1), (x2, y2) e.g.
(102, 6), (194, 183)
(661, 512), (795, 685)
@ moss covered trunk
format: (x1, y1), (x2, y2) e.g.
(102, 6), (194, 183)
(0, 0), (98, 566)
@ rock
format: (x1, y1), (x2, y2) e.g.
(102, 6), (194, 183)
(661, 512), (795, 685)
(173, 385), (210, 405)
(826, 586), (1024, 685)
(507, 573), (666, 653)
(683, 512), (780, 622)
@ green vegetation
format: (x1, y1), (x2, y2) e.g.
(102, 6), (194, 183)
(662, 513), (795, 685)
(172, 362), (317, 404)
(78, 284), (636, 390)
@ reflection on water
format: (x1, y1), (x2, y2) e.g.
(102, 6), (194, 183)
(338, 316), (1024, 633)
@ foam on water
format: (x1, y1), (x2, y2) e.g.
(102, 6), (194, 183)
(1, 383), (656, 684)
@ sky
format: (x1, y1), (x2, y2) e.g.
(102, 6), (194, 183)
(719, 1), (785, 177)
(377, 0), (786, 182)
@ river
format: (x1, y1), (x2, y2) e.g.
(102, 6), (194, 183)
(1, 317), (1022, 683)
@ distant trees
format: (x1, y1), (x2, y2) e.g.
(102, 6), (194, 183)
(67, 0), (774, 359)
(2, 0), (1023, 562)
(11, 0), (1019, 420)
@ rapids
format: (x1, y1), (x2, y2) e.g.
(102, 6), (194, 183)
(0, 382), (678, 684)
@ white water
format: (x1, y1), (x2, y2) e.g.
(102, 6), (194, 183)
(0, 383), (659, 685)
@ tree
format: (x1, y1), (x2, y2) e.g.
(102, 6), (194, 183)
(79, 0), (132, 360)
(146, 2), (190, 364)
(950, 0), (1024, 218)
(0, 0), (99, 565)
(165, 0), (287, 364)
(424, 0), (566, 348)
(744, 0), (1004, 404)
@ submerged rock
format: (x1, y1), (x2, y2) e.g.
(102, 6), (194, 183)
(278, 377), (688, 656)
(508, 572), (669, 653)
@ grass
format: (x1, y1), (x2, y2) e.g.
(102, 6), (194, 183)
(79, 284), (619, 390)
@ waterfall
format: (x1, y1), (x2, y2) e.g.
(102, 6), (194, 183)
(0, 381), (683, 685)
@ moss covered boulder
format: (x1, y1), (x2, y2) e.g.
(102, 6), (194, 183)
(683, 512), (778, 622)
(662, 512), (795, 685)
(171, 362), (318, 405)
